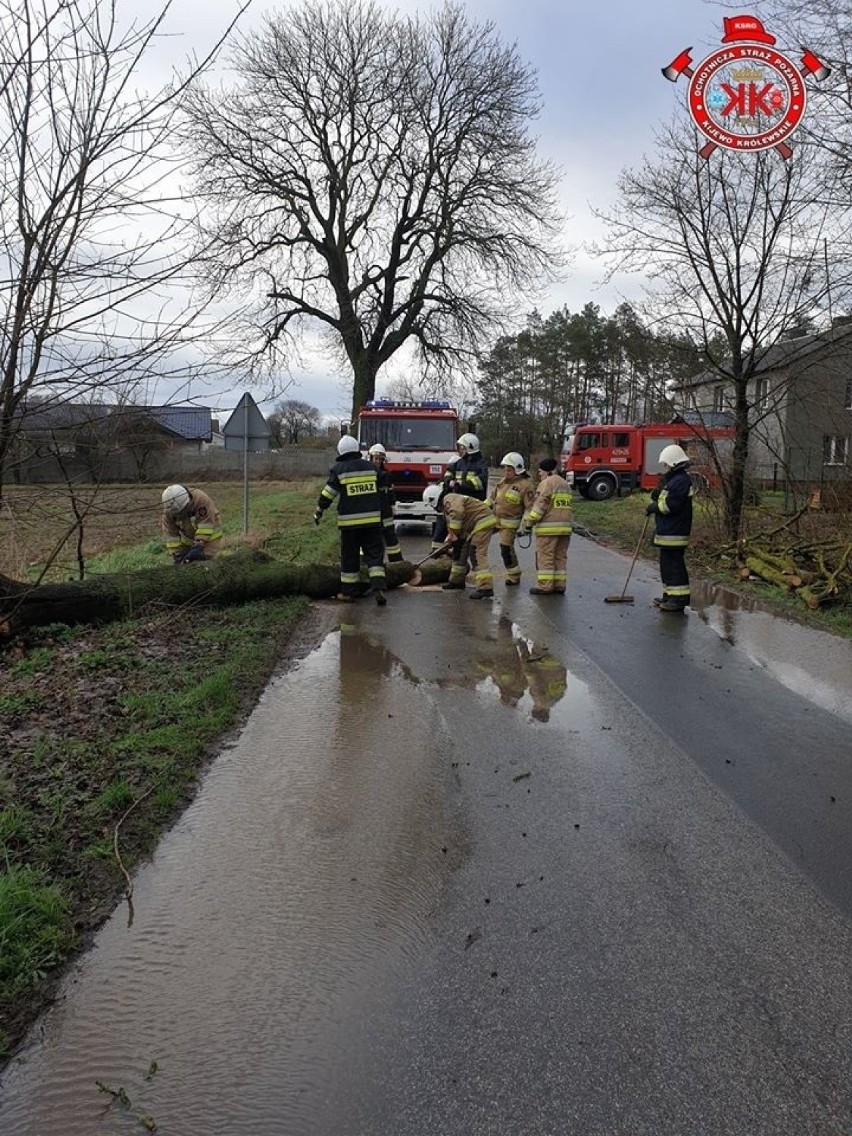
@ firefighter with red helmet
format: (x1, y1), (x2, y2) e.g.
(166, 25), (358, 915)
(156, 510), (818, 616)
(645, 444), (693, 612)
(435, 486), (498, 599)
(161, 485), (223, 563)
(368, 443), (403, 562)
(489, 452), (535, 587)
(314, 436), (388, 605)
(520, 458), (573, 595)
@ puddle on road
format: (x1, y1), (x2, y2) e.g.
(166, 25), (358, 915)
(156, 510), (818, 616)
(422, 614), (570, 724)
(690, 580), (852, 724)
(0, 629), (468, 1136)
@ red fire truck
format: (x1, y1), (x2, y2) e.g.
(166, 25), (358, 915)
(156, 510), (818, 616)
(563, 421), (734, 500)
(356, 399), (460, 522)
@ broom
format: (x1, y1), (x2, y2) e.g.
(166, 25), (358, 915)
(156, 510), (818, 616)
(604, 514), (651, 604)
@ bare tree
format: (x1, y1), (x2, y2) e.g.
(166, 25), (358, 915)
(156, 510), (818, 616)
(267, 399), (321, 445)
(0, 0), (248, 505)
(593, 118), (851, 540)
(181, 0), (565, 423)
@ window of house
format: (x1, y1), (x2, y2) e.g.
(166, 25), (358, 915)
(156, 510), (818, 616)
(823, 435), (849, 465)
(755, 377), (770, 409)
(713, 386), (726, 412)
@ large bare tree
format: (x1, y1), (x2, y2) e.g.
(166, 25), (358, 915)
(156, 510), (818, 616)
(0, 0), (248, 503)
(181, 0), (565, 423)
(593, 118), (851, 540)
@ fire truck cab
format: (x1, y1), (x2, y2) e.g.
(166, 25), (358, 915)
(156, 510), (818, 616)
(356, 399), (460, 523)
(565, 422), (733, 500)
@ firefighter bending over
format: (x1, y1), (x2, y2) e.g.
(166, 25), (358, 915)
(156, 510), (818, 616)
(489, 452), (535, 587)
(645, 444), (693, 613)
(161, 484), (223, 563)
(314, 435), (388, 606)
(520, 458), (573, 595)
(428, 484), (498, 600)
(368, 444), (403, 562)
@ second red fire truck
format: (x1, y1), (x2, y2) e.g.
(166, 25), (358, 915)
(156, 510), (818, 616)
(562, 420), (734, 499)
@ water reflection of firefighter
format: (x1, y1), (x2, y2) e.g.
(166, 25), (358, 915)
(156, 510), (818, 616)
(479, 632), (529, 707)
(524, 650), (568, 722)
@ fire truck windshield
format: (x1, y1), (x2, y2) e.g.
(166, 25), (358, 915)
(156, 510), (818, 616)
(359, 417), (457, 451)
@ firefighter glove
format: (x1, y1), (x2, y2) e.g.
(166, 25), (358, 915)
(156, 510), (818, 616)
(184, 542), (207, 563)
(172, 548), (188, 564)
(650, 488), (661, 502)
(313, 508), (323, 525)
(645, 503), (656, 516)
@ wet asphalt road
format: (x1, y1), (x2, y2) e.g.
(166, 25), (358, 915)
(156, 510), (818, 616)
(1, 528), (851, 1135)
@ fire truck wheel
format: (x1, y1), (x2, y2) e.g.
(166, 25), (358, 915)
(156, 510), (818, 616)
(587, 475), (617, 501)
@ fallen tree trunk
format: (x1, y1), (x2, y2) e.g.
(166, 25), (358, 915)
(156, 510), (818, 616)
(0, 552), (451, 638)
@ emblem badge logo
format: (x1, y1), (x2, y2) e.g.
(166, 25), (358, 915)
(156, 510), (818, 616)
(662, 14), (830, 159)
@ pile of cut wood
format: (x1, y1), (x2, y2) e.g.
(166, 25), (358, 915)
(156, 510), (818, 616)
(737, 536), (852, 609)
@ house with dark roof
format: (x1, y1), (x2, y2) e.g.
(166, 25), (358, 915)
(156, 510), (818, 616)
(671, 322), (852, 487)
(12, 401), (213, 482)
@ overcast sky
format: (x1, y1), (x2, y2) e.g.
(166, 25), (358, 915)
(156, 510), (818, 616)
(158, 0), (738, 419)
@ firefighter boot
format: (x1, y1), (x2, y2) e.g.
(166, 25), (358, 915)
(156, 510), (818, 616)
(469, 589), (494, 600)
(442, 581), (466, 590)
(657, 599), (687, 613)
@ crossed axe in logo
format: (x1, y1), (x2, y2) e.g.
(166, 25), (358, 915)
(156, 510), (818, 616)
(662, 46), (831, 160)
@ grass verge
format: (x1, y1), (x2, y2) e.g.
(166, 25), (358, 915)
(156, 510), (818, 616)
(0, 479), (341, 1063)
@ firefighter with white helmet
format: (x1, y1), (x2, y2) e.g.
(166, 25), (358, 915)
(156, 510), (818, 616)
(488, 453), (535, 587)
(368, 443), (403, 562)
(431, 431), (489, 551)
(645, 444), (694, 612)
(161, 484), (223, 563)
(313, 435), (388, 604)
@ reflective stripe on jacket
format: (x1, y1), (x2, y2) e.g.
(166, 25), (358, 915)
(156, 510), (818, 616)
(443, 493), (497, 540)
(524, 473), (573, 536)
(651, 467), (693, 548)
(318, 455), (382, 527)
(443, 453), (489, 500)
(490, 474), (535, 530)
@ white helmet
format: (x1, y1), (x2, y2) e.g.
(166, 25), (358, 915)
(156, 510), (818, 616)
(337, 435), (360, 456)
(368, 443), (386, 456)
(659, 444), (690, 467)
(162, 484), (190, 514)
(422, 483), (442, 510)
(500, 451), (525, 474)
(457, 432), (480, 453)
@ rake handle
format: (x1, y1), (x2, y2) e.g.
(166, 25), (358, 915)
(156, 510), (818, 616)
(616, 514), (651, 599)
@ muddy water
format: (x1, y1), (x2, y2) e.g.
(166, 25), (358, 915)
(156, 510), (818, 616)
(0, 626), (467, 1136)
(690, 580), (852, 724)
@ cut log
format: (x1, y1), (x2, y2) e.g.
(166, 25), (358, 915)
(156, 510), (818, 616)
(744, 556), (799, 591)
(0, 551), (450, 638)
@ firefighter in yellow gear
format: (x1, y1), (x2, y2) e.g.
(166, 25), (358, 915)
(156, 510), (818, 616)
(161, 485), (223, 563)
(439, 489), (498, 599)
(520, 457), (573, 595)
(488, 452), (536, 587)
